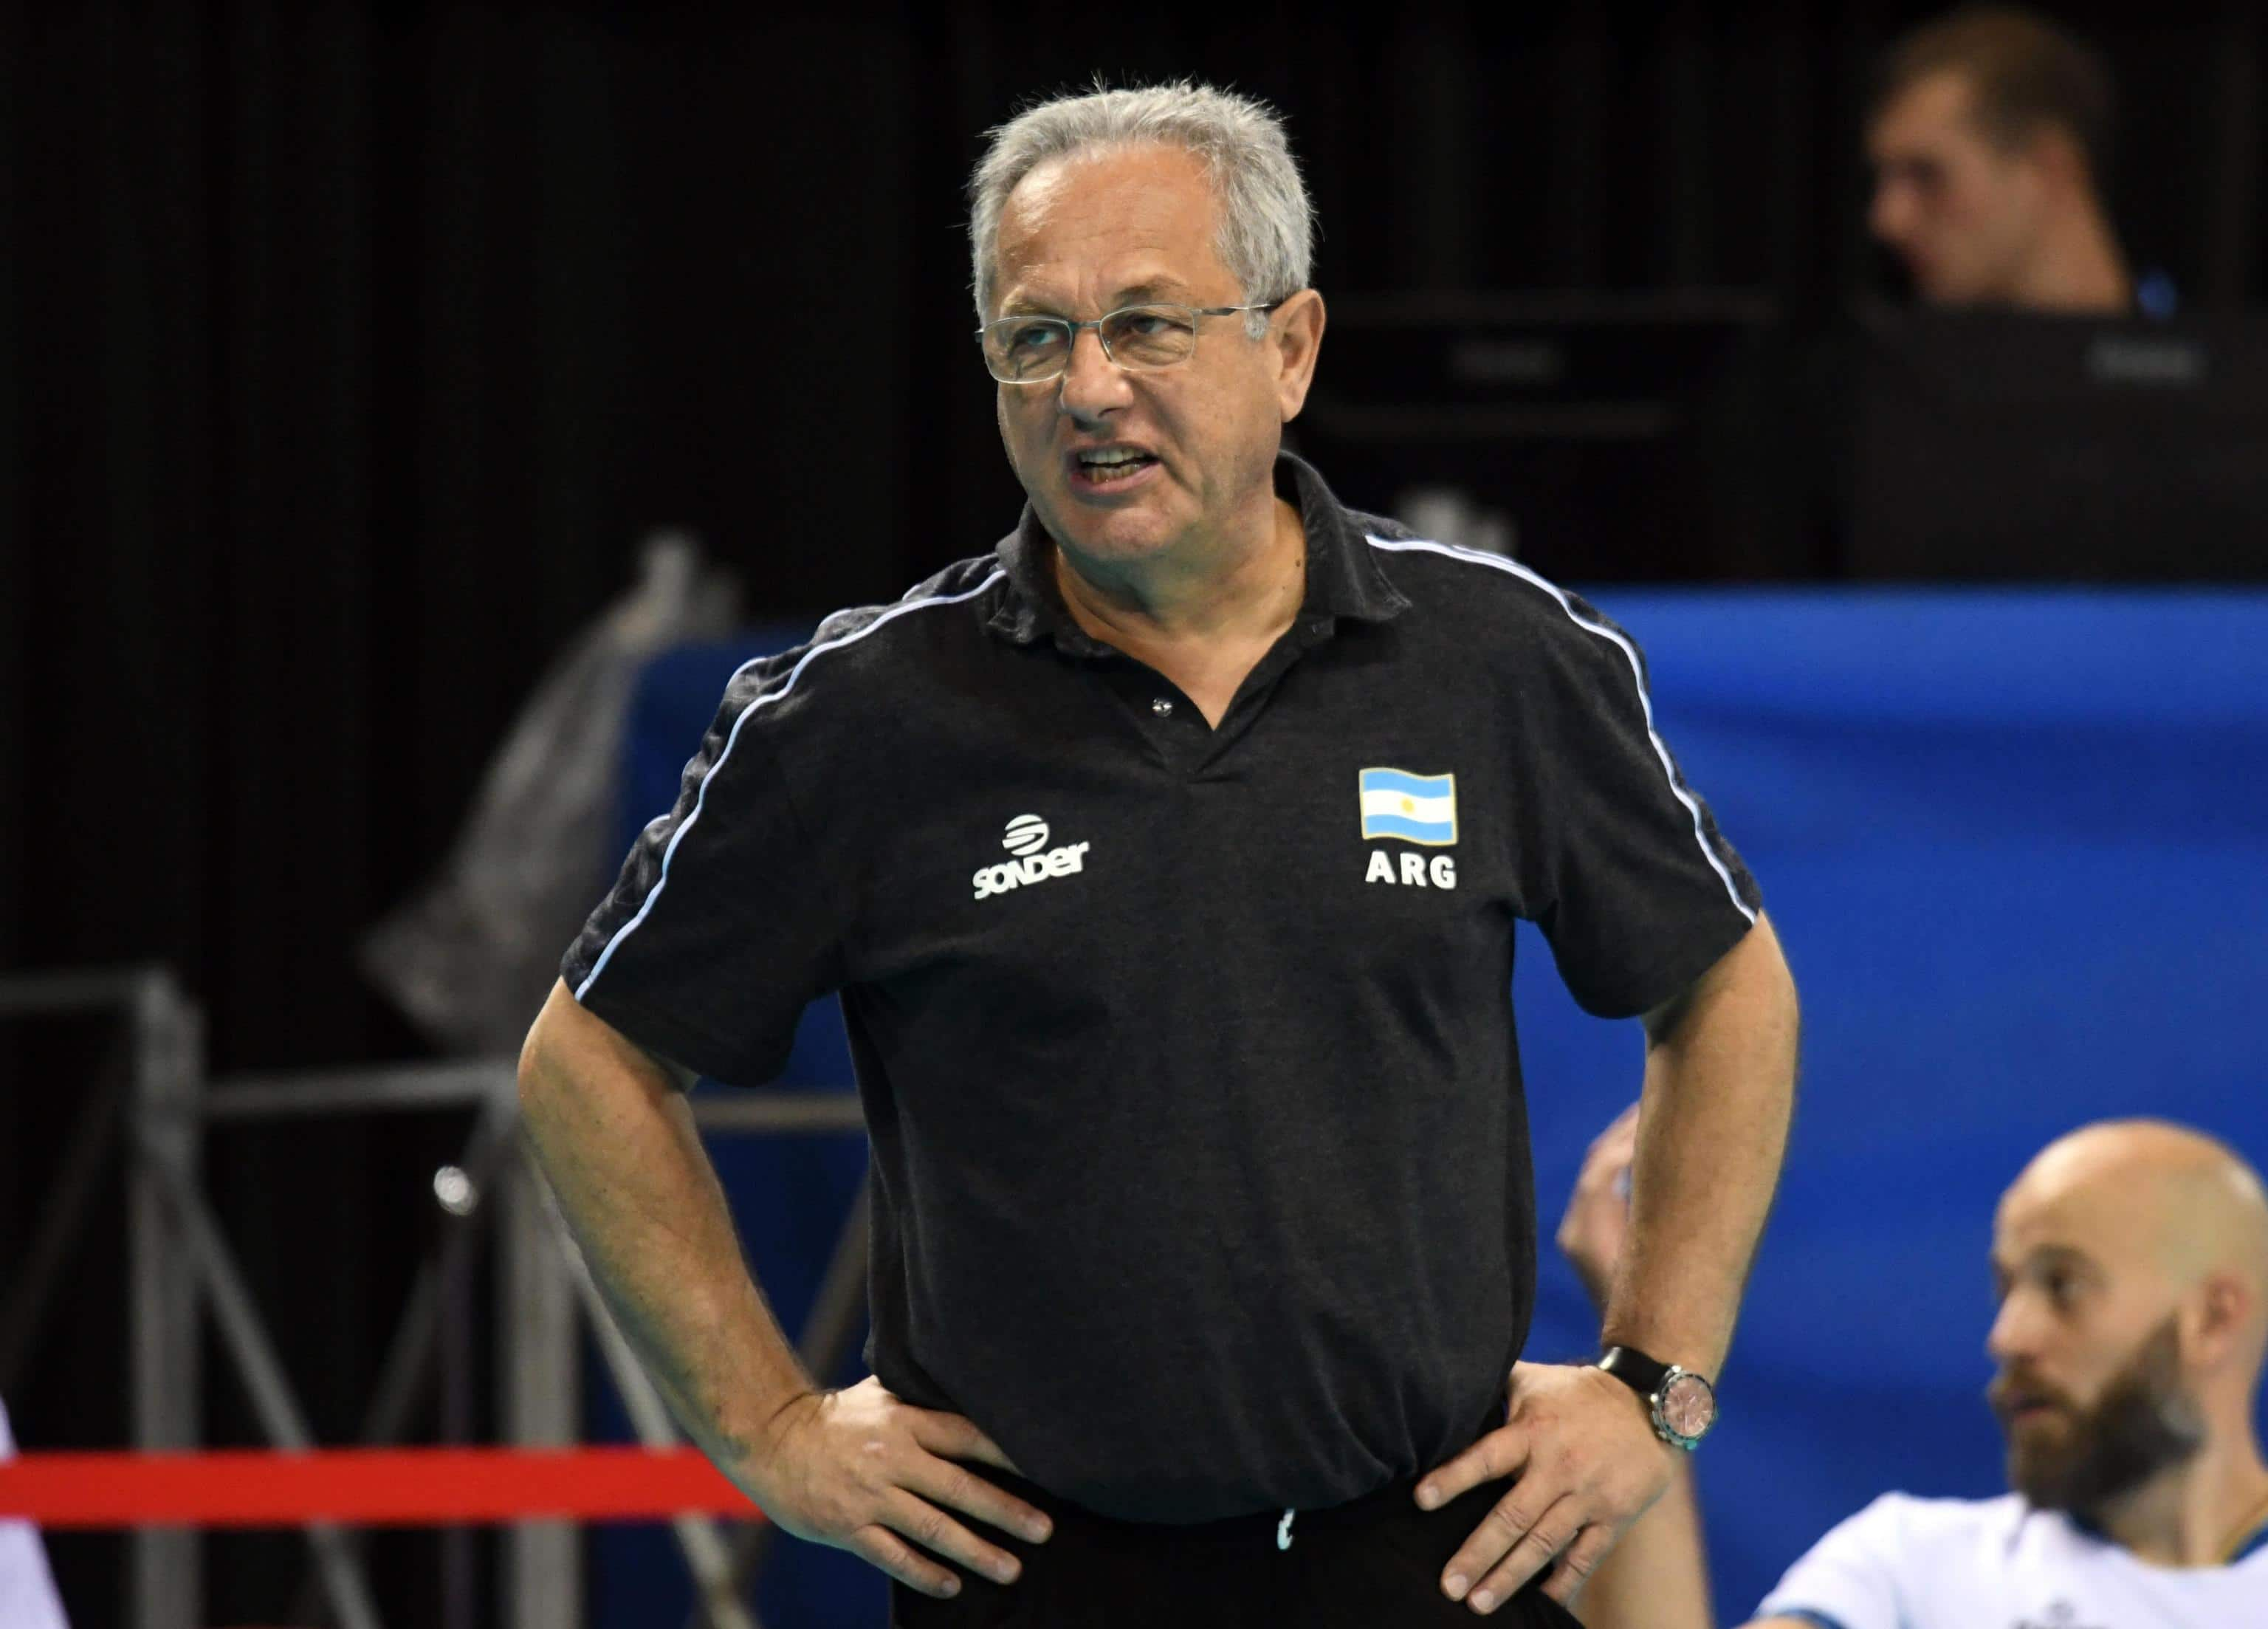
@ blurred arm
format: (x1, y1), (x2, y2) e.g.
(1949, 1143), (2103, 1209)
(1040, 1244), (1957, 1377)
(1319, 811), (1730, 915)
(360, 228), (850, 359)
(1556, 1110), (1717, 1629)
(1571, 1457), (1714, 1629)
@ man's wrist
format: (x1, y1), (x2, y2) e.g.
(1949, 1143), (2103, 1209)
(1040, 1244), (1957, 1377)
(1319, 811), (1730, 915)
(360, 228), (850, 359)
(755, 1384), (823, 1447)
(704, 1383), (819, 1484)
(1596, 1345), (1718, 1452)
(1597, 1313), (1722, 1379)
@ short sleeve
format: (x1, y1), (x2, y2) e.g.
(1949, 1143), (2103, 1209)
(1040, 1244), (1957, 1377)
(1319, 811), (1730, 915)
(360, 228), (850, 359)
(1753, 1494), (1914, 1629)
(561, 655), (850, 1087)
(1525, 591), (1760, 1018)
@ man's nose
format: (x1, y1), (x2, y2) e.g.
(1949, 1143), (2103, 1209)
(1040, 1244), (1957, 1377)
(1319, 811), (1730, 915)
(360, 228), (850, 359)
(1057, 326), (1131, 424)
(1987, 1293), (2040, 1366)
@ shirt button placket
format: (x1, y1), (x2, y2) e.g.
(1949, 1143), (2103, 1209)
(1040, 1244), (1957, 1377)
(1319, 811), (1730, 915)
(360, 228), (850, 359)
(1151, 696), (1173, 718)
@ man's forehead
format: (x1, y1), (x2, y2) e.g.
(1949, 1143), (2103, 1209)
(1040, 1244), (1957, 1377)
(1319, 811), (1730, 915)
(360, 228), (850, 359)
(1006, 141), (1213, 214)
(1869, 69), (1984, 155)
(1991, 1123), (2268, 1294)
(997, 265), (1206, 315)
(1992, 1197), (2100, 1258)
(993, 145), (1231, 303)
(1996, 1158), (2162, 1271)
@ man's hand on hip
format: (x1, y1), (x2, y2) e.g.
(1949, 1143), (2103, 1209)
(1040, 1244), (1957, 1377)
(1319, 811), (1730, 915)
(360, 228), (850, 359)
(1414, 1359), (1674, 1614)
(746, 1376), (1052, 1599)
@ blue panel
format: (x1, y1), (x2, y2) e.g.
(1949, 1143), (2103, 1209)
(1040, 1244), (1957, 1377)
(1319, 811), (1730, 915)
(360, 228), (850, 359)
(599, 594), (2268, 1626)
(1516, 589), (2268, 1622)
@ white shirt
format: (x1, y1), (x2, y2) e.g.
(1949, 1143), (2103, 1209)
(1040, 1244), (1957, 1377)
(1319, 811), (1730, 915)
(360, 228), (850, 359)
(1756, 1492), (2268, 1629)
(0, 1398), (69, 1629)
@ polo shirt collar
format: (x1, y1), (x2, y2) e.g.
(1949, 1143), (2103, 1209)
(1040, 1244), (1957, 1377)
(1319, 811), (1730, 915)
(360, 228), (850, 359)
(986, 451), (1411, 651)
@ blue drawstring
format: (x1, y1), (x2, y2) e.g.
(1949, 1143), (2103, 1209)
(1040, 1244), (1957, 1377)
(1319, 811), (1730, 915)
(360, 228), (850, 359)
(1276, 1508), (1296, 1550)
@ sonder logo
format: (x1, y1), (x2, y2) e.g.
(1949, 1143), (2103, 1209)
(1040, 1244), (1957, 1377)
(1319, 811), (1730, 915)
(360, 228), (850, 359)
(973, 813), (1090, 902)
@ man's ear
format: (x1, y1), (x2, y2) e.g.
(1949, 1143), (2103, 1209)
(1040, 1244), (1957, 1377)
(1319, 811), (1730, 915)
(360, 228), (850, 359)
(2024, 122), (2094, 198)
(1273, 288), (1327, 424)
(2188, 1271), (2252, 1370)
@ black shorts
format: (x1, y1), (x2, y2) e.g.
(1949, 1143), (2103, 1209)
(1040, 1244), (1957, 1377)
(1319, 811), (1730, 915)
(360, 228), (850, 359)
(890, 1467), (1584, 1629)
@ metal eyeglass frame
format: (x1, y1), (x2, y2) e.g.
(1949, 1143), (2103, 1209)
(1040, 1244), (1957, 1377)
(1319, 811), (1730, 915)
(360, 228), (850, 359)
(975, 301), (1283, 384)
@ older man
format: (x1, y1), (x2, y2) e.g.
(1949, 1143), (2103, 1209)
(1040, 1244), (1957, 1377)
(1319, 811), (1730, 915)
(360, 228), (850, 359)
(1866, 7), (2134, 315)
(1562, 1113), (2268, 1628)
(520, 82), (1798, 1626)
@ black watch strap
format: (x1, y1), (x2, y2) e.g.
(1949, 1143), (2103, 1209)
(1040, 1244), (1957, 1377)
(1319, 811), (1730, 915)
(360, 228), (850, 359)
(1598, 1345), (1674, 1396)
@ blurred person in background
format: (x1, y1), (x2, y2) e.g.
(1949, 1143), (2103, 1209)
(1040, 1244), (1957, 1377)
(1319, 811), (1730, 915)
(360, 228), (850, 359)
(1866, 7), (2140, 316)
(1790, 8), (2155, 567)
(521, 80), (1799, 1628)
(0, 1397), (70, 1628)
(1560, 1108), (2268, 1627)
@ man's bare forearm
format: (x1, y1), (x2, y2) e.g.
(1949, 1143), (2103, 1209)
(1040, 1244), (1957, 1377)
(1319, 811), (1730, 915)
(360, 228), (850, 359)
(1575, 1458), (1715, 1629)
(1604, 916), (1798, 1379)
(518, 980), (812, 1478)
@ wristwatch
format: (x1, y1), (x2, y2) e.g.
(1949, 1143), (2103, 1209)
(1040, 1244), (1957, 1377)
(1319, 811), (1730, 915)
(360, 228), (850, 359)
(1598, 1345), (1717, 1452)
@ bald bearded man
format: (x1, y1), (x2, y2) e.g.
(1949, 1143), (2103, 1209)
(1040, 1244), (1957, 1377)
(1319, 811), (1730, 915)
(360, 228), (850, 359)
(1557, 1113), (2268, 1628)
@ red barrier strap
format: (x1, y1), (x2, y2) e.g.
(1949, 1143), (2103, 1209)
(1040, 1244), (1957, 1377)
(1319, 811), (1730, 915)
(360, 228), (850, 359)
(0, 1447), (764, 1529)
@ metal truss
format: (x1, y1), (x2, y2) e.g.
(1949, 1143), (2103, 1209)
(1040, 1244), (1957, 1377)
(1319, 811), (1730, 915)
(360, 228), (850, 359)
(0, 968), (870, 1629)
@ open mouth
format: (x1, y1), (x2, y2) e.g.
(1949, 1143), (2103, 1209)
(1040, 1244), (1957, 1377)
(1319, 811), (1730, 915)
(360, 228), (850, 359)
(1068, 446), (1160, 491)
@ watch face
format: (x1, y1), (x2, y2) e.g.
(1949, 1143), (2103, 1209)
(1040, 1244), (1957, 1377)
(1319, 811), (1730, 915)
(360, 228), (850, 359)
(1659, 1373), (1716, 1440)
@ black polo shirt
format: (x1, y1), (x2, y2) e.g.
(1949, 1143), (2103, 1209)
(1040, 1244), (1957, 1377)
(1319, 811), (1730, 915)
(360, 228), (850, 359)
(563, 454), (1760, 1524)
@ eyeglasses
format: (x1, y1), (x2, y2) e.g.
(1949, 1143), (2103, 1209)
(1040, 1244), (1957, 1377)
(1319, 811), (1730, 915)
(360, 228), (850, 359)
(976, 301), (1282, 384)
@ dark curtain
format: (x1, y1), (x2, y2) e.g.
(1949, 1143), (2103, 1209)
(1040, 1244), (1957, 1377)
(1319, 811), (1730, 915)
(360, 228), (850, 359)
(1, 3), (2259, 1623)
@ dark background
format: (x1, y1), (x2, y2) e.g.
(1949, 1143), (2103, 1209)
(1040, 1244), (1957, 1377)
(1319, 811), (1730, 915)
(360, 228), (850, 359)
(1, 2), (2261, 1623)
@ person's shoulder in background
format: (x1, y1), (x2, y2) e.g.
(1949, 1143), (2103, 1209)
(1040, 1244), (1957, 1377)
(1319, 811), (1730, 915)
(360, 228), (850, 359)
(1751, 1489), (2028, 1629)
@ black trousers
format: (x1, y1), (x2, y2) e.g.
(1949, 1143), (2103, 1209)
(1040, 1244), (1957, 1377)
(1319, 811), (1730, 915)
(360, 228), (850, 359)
(890, 1467), (1584, 1629)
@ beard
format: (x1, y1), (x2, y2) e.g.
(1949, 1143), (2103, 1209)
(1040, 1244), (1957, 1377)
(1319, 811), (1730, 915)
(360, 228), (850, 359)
(1988, 1316), (2206, 1519)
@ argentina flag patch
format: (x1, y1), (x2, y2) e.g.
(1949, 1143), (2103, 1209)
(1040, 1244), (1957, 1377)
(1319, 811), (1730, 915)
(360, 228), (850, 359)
(1358, 767), (1458, 846)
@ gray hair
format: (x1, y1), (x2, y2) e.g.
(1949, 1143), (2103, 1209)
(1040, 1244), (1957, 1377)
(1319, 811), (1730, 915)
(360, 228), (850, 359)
(967, 80), (1316, 331)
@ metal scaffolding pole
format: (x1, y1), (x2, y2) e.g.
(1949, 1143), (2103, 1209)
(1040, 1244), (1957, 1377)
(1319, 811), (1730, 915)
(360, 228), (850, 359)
(501, 1109), (585, 1629)
(5, 965), (874, 1629)
(126, 970), (203, 1629)
(135, 1128), (387, 1629)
